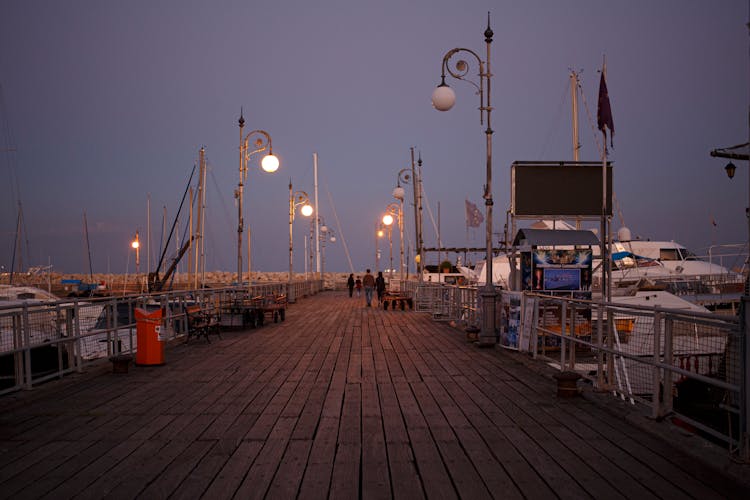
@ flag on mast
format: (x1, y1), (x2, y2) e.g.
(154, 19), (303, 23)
(465, 199), (484, 228)
(597, 66), (614, 148)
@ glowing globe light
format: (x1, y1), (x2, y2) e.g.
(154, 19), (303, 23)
(431, 84), (456, 111)
(131, 240), (139, 250)
(301, 204), (313, 217)
(261, 154), (280, 172)
(383, 214), (394, 226)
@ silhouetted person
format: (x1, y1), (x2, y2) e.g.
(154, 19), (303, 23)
(375, 271), (386, 306)
(362, 269), (376, 307)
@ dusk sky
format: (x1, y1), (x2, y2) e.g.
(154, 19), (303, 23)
(1, 1), (748, 275)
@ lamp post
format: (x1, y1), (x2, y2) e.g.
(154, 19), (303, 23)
(396, 148), (424, 278)
(319, 220), (336, 286)
(392, 180), (407, 282)
(382, 204), (399, 279)
(289, 180), (313, 303)
(431, 13), (496, 346)
(414, 149), (425, 278)
(237, 110), (279, 285)
(710, 141), (750, 460)
(131, 231), (140, 276)
(376, 223), (385, 274)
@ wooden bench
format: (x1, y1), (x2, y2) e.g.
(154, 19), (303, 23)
(382, 293), (413, 311)
(185, 304), (221, 343)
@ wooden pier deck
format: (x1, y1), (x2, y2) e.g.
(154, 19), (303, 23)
(1, 291), (748, 499)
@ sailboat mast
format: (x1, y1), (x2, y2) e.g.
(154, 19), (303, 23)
(83, 211), (94, 283)
(571, 70), (582, 230)
(570, 71), (581, 162)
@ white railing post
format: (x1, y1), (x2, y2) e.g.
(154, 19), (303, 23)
(22, 304), (31, 390)
(596, 303), (605, 389)
(663, 315), (674, 416)
(652, 311), (663, 419)
(560, 300), (567, 370)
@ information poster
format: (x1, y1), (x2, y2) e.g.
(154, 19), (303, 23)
(519, 295), (536, 352)
(500, 291), (523, 350)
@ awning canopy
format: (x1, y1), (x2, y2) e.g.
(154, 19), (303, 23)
(512, 228), (600, 247)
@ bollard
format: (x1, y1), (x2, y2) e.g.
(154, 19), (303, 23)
(554, 371), (581, 398)
(110, 355), (133, 374)
(465, 326), (480, 342)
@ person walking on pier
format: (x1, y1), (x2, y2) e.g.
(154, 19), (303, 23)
(347, 273), (355, 297)
(362, 269), (376, 307)
(355, 276), (362, 297)
(375, 271), (386, 306)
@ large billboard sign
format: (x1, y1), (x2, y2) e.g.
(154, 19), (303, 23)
(511, 161), (612, 218)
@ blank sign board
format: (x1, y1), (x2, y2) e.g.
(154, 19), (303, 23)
(511, 162), (612, 218)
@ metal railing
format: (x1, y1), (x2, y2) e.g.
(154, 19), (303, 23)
(411, 280), (747, 458)
(0, 281), (318, 396)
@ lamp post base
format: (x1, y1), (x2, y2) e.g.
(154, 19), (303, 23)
(478, 285), (497, 347)
(288, 282), (296, 304)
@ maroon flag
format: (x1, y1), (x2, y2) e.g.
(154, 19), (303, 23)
(465, 199), (484, 228)
(597, 70), (614, 148)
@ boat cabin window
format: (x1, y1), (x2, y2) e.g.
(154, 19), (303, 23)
(659, 249), (682, 261)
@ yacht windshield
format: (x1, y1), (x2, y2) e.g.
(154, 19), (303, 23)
(680, 248), (700, 260)
(659, 249), (681, 261)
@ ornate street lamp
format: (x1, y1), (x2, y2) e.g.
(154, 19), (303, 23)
(319, 220), (336, 285)
(383, 203), (400, 280)
(131, 231), (140, 276)
(289, 180), (313, 302)
(393, 176), (407, 282)
(431, 13), (496, 346)
(375, 223), (385, 274)
(237, 110), (279, 284)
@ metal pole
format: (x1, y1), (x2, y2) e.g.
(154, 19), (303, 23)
(389, 225), (393, 279)
(237, 112), (245, 284)
(314, 153), (321, 277)
(399, 199), (405, 282)
(418, 154), (424, 275)
(375, 222), (379, 274)
(478, 16), (496, 347)
(289, 180), (295, 302)
(571, 71), (580, 162)
(410, 148), (421, 278)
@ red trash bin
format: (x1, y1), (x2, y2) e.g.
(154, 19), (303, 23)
(135, 307), (165, 365)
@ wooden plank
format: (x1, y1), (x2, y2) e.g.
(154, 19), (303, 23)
(6, 441), (114, 499)
(362, 415), (391, 499)
(330, 442), (361, 499)
(386, 442), (425, 500)
(266, 439), (313, 499)
(201, 440), (263, 500)
(234, 417), (298, 499)
(378, 382), (409, 444)
(40, 438), (146, 499)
